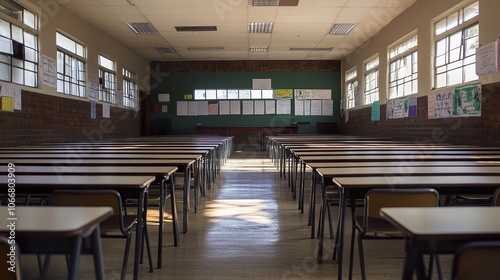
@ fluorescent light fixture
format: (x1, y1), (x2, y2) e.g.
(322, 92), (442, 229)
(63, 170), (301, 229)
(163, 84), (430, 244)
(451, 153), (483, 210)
(187, 47), (224, 51)
(248, 22), (273, 33)
(249, 46), (268, 52)
(289, 47), (333, 51)
(175, 26), (217, 32)
(152, 47), (176, 53)
(328, 23), (356, 35)
(127, 22), (158, 35)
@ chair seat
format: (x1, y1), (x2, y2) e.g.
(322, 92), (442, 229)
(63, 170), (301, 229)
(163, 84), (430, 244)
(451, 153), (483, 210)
(100, 215), (137, 235)
(355, 216), (403, 237)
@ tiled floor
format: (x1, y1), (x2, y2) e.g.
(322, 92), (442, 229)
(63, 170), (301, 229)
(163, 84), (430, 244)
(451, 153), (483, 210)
(19, 150), (452, 279)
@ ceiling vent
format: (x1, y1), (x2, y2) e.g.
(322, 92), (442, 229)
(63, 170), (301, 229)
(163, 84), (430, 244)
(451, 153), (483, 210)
(328, 23), (356, 35)
(250, 0), (299, 6)
(289, 47), (333, 52)
(187, 47), (224, 51)
(175, 26), (217, 32)
(152, 47), (176, 54)
(127, 22), (158, 35)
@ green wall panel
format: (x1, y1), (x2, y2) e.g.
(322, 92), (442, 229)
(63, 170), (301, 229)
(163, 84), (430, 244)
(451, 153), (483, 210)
(150, 71), (341, 135)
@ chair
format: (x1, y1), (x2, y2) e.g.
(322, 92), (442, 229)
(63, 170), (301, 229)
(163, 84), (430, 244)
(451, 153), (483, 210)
(0, 236), (22, 280)
(493, 188), (500, 206)
(349, 188), (441, 280)
(452, 241), (500, 280)
(50, 189), (152, 280)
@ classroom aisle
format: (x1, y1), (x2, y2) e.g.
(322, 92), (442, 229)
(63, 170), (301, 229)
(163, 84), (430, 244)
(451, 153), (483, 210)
(20, 150), (451, 280)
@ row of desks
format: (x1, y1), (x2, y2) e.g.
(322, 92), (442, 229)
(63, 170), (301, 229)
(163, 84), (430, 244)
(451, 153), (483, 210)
(267, 134), (500, 280)
(0, 135), (233, 280)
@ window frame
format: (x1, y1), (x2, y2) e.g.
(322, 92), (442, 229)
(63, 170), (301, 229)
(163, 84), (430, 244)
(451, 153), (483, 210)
(432, 1), (479, 89)
(345, 67), (357, 109)
(98, 54), (116, 104)
(0, 0), (39, 87)
(387, 33), (418, 99)
(56, 31), (86, 98)
(122, 68), (137, 109)
(363, 55), (379, 105)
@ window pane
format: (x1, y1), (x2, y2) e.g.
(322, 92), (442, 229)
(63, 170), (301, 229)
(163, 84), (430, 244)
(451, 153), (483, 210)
(98, 55), (114, 70)
(463, 2), (479, 21)
(0, 62), (9, 80)
(447, 12), (458, 30)
(435, 19), (447, 36)
(11, 25), (22, 42)
(0, 19), (10, 38)
(0, 36), (11, 54)
(24, 10), (36, 29)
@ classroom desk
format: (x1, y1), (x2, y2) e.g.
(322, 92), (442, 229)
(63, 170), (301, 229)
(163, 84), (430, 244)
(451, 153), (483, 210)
(0, 158), (196, 234)
(329, 175), (500, 280)
(0, 165), (178, 269)
(309, 165), (500, 240)
(380, 207), (500, 280)
(0, 206), (112, 280)
(0, 175), (155, 280)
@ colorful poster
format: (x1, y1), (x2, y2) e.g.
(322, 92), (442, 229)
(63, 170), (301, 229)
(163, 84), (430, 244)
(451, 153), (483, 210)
(274, 89), (293, 99)
(408, 98), (418, 118)
(453, 83), (481, 117)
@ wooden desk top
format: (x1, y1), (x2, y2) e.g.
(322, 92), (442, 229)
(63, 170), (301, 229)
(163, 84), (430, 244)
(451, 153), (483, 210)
(0, 206), (113, 237)
(380, 207), (500, 241)
(294, 150), (500, 156)
(316, 166), (500, 178)
(0, 158), (196, 167)
(332, 175), (500, 189)
(299, 154), (500, 163)
(0, 153), (202, 160)
(308, 161), (500, 169)
(0, 175), (156, 189)
(0, 165), (178, 177)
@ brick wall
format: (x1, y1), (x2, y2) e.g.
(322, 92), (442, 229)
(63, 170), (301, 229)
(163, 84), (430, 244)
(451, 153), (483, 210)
(152, 60), (341, 72)
(341, 83), (500, 146)
(0, 90), (140, 147)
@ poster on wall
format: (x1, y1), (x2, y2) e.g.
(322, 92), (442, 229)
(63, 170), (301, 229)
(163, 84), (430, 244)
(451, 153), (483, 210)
(453, 83), (481, 117)
(274, 89), (293, 99)
(41, 55), (57, 88)
(427, 83), (481, 119)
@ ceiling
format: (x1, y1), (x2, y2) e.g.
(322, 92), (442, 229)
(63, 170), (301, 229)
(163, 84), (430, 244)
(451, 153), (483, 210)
(55, 0), (417, 61)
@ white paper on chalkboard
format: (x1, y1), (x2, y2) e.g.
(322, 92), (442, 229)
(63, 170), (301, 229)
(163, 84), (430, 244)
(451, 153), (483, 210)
(254, 100), (265, 115)
(276, 99), (291, 115)
(265, 100), (276, 114)
(252, 78), (271, 90)
(177, 101), (188, 116)
(242, 100), (254, 115)
(230, 100), (241, 114)
(219, 101), (230, 115)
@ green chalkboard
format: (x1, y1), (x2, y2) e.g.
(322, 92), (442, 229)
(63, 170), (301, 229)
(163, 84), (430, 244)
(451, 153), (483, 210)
(150, 71), (341, 134)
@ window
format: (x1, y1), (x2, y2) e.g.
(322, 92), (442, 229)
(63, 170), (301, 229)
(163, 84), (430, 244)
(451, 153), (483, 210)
(0, 0), (38, 87)
(364, 55), (379, 105)
(345, 67), (357, 109)
(434, 1), (479, 88)
(98, 54), (115, 103)
(122, 68), (136, 108)
(388, 34), (418, 99)
(56, 32), (86, 97)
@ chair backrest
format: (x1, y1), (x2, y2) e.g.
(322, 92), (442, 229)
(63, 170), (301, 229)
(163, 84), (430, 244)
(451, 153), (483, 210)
(452, 241), (500, 280)
(50, 189), (123, 230)
(364, 188), (439, 228)
(0, 236), (22, 280)
(493, 188), (500, 206)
